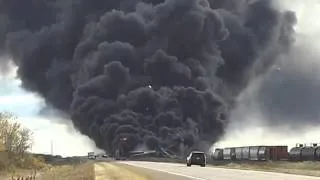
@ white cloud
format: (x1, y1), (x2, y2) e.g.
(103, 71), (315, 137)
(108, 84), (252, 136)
(15, 116), (103, 157)
(0, 69), (102, 157)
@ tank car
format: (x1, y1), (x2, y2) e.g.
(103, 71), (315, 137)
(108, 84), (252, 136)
(289, 143), (320, 161)
(301, 146), (316, 161)
(315, 146), (320, 161)
(289, 144), (302, 161)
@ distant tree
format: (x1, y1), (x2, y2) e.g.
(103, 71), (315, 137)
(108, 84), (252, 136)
(0, 112), (33, 155)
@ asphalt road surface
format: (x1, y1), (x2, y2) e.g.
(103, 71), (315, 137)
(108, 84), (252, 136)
(119, 161), (320, 180)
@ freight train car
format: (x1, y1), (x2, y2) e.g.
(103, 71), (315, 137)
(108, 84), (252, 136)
(223, 148), (236, 160)
(289, 143), (320, 161)
(212, 148), (224, 160)
(212, 145), (288, 161)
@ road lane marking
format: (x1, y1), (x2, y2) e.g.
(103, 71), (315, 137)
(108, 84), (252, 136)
(119, 162), (208, 180)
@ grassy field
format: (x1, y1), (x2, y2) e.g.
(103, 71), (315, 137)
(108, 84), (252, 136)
(39, 161), (151, 180)
(2, 160), (148, 180)
(0, 153), (93, 180)
(0, 152), (151, 180)
(39, 162), (94, 180)
(3, 153), (320, 179)
(0, 153), (45, 179)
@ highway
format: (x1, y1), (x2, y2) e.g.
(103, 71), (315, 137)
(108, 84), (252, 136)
(119, 161), (320, 180)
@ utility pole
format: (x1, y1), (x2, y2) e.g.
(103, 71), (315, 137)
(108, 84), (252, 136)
(51, 140), (53, 155)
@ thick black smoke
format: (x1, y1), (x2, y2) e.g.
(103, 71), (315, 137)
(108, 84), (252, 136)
(257, 42), (320, 128)
(0, 0), (296, 155)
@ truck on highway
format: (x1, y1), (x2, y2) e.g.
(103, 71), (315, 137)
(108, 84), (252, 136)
(88, 152), (96, 160)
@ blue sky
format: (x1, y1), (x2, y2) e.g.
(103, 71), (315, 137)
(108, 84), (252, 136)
(0, 72), (103, 157)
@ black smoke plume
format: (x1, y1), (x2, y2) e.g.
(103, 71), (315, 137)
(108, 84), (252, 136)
(0, 0), (296, 155)
(257, 42), (320, 128)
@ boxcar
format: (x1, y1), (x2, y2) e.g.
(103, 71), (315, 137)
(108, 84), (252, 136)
(235, 147), (242, 160)
(249, 146), (259, 160)
(258, 146), (267, 160)
(223, 148), (236, 160)
(263, 146), (288, 160)
(212, 148), (224, 160)
(242, 147), (250, 160)
(214, 145), (288, 162)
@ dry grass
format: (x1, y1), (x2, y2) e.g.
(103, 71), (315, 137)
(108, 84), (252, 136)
(39, 162), (94, 180)
(1, 169), (37, 180)
(216, 161), (320, 177)
(0, 153), (46, 179)
(94, 162), (150, 180)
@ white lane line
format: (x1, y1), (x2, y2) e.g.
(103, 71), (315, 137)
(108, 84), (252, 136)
(120, 162), (208, 180)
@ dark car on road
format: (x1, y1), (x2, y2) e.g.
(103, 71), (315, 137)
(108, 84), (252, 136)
(186, 151), (206, 167)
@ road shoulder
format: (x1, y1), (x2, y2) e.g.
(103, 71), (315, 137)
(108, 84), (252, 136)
(94, 162), (149, 180)
(115, 163), (193, 180)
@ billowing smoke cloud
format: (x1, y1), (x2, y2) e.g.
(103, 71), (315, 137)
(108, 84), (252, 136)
(256, 0), (320, 128)
(215, 0), (320, 150)
(229, 0), (320, 129)
(0, 0), (296, 155)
